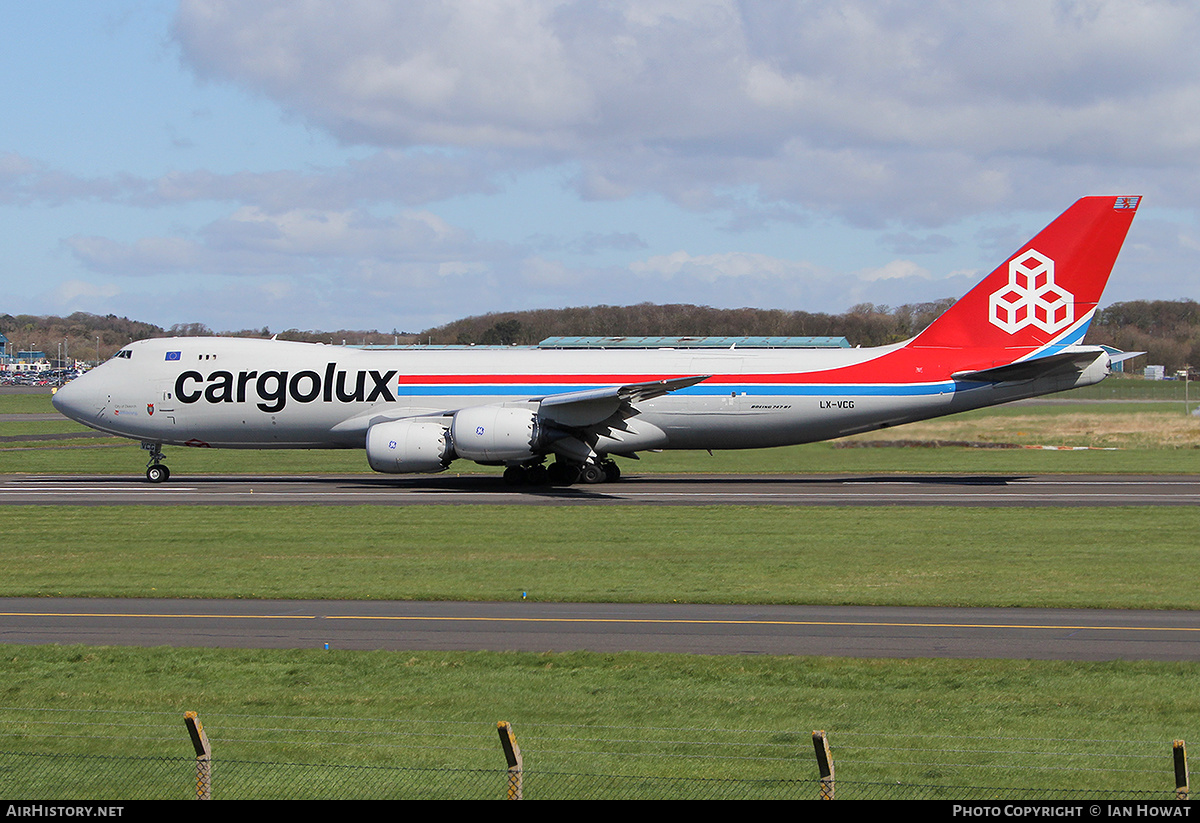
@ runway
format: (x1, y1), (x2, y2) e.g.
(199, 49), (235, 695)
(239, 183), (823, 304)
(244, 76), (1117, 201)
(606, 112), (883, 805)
(2, 598), (1199, 660)
(4, 472), (1200, 506)
(4, 470), (1196, 662)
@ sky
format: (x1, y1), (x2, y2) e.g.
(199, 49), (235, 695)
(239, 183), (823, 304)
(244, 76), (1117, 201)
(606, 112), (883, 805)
(2, 0), (1199, 334)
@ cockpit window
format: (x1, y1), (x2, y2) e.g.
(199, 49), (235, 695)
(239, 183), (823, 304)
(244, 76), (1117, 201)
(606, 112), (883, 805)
(113, 349), (132, 360)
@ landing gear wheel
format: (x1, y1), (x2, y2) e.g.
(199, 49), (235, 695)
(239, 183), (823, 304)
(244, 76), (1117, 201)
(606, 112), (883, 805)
(503, 463), (550, 486)
(142, 441), (169, 483)
(579, 463), (606, 484)
(547, 460), (581, 486)
(601, 459), (621, 482)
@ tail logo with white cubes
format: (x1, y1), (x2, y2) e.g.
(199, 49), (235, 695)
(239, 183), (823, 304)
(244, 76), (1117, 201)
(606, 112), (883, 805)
(988, 249), (1074, 335)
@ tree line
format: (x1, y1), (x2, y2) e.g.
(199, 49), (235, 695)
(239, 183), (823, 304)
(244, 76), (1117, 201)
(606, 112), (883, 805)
(4, 299), (1199, 372)
(427, 300), (960, 347)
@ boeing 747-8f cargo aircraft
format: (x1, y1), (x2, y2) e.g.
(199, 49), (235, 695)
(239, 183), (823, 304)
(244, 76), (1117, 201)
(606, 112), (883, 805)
(52, 195), (1141, 485)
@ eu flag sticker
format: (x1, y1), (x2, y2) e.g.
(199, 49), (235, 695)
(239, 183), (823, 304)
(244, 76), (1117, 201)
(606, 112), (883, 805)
(165, 351), (181, 361)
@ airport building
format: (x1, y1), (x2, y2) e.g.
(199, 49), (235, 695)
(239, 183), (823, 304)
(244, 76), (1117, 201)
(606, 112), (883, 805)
(0, 333), (54, 375)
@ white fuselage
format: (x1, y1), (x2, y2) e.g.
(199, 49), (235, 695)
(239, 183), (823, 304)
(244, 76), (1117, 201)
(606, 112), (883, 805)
(46, 196), (1139, 481)
(53, 336), (1110, 457)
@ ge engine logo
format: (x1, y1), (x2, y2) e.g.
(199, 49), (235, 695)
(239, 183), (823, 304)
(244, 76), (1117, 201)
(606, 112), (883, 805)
(988, 249), (1073, 335)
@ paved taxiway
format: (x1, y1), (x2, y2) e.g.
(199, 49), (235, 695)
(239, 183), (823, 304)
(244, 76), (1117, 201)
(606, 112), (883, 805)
(2, 598), (1198, 660)
(4, 472), (1200, 506)
(5, 469), (1195, 661)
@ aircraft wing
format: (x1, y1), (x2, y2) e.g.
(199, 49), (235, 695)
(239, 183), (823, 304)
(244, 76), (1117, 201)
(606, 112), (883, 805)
(536, 375), (710, 427)
(328, 374), (710, 435)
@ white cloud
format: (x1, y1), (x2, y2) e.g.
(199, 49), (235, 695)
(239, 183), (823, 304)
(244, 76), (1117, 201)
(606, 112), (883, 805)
(63, 236), (203, 276)
(6, 3), (1198, 333)
(53, 279), (121, 304)
(631, 250), (815, 283)
(520, 256), (573, 288)
(176, 0), (597, 149)
(858, 260), (931, 282)
(173, 0), (1200, 224)
(66, 206), (503, 279)
(1, 149), (510, 212)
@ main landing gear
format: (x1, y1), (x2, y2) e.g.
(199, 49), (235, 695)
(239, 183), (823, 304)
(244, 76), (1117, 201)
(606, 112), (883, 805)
(502, 458), (621, 487)
(142, 442), (171, 483)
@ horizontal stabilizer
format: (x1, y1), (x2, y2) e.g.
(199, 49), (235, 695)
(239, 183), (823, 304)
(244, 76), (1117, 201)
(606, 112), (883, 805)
(952, 350), (1105, 383)
(1107, 350), (1145, 365)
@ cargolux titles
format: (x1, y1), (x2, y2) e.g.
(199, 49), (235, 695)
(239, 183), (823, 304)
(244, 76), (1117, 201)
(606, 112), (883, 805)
(175, 365), (398, 413)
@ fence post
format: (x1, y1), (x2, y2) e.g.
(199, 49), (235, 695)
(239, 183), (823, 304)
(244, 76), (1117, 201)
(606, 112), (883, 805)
(184, 711), (212, 800)
(812, 730), (834, 800)
(497, 721), (523, 800)
(1174, 740), (1188, 801)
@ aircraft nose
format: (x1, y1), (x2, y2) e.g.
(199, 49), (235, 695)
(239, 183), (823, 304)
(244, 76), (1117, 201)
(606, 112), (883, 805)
(52, 374), (103, 423)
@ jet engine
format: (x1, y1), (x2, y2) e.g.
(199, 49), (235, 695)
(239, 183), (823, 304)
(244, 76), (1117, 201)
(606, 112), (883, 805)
(365, 417), (453, 474)
(451, 406), (542, 462)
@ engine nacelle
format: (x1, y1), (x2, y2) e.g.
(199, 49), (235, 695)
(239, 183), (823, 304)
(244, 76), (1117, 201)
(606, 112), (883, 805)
(366, 418), (453, 474)
(451, 406), (540, 462)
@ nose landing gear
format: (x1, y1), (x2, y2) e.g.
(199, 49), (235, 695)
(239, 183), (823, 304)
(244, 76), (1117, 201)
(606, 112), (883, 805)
(142, 442), (170, 483)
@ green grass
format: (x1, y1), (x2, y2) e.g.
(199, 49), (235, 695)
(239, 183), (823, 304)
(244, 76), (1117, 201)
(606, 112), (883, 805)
(1, 646), (1194, 798)
(0, 392), (58, 414)
(3, 505), (1196, 609)
(0, 419), (102, 436)
(4, 420), (1200, 477)
(1067, 376), (1200, 402)
(6, 387), (1200, 475)
(4, 388), (1198, 798)
(10, 436), (1195, 476)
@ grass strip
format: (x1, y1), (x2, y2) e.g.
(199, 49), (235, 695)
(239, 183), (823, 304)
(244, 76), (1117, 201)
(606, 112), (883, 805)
(1, 645), (1195, 796)
(3, 505), (1197, 609)
(5, 434), (1200, 475)
(6, 389), (1200, 474)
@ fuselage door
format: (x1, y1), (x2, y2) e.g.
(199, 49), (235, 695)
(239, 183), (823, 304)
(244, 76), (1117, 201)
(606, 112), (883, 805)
(154, 382), (177, 424)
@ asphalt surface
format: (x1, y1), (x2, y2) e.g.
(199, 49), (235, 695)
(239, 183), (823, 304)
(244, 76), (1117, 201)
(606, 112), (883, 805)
(3, 598), (1199, 660)
(4, 466), (1196, 661)
(4, 471), (1200, 506)
(6, 393), (1197, 664)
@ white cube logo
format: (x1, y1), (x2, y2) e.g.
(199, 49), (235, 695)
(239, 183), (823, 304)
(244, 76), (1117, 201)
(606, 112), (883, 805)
(988, 249), (1073, 334)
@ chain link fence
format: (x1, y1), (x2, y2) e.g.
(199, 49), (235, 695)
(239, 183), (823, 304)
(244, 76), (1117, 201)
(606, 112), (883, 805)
(0, 708), (1189, 800)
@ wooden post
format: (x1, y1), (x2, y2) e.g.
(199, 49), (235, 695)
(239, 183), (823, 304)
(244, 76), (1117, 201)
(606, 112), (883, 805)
(1174, 740), (1189, 801)
(184, 711), (212, 800)
(812, 730), (834, 800)
(498, 721), (523, 800)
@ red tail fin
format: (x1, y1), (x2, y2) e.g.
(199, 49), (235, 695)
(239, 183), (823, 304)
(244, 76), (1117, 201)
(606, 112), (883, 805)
(911, 196), (1140, 352)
